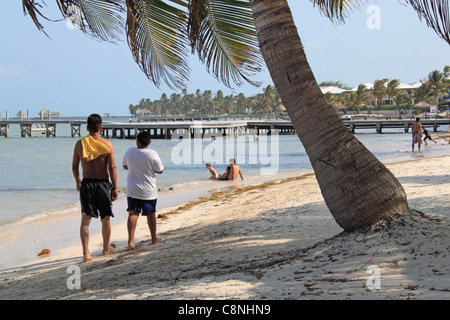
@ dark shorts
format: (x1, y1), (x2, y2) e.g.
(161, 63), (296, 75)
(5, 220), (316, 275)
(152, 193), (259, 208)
(80, 179), (114, 219)
(127, 197), (157, 216)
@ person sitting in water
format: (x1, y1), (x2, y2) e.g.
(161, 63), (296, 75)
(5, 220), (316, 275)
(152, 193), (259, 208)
(228, 158), (244, 181)
(205, 162), (219, 179)
(218, 166), (231, 180)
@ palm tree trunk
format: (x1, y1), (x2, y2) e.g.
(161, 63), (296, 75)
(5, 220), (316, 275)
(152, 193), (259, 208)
(250, 0), (409, 231)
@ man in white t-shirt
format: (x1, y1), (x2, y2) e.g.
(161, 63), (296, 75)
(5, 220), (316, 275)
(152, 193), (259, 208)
(122, 131), (164, 250)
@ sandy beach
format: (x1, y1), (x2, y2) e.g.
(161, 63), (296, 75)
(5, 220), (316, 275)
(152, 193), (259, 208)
(0, 153), (449, 300)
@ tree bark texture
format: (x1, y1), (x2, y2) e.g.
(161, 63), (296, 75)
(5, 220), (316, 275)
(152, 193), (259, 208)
(250, 0), (409, 231)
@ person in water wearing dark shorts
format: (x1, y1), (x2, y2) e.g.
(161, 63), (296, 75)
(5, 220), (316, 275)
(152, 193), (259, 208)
(72, 114), (118, 262)
(412, 117), (423, 152)
(422, 127), (437, 145)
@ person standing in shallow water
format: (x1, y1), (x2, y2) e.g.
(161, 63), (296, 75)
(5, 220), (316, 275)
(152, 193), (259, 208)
(412, 117), (423, 152)
(123, 130), (164, 250)
(72, 114), (118, 262)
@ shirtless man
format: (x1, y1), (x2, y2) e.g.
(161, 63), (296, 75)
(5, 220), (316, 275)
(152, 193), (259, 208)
(205, 162), (219, 179)
(72, 114), (118, 262)
(412, 117), (423, 152)
(228, 158), (244, 181)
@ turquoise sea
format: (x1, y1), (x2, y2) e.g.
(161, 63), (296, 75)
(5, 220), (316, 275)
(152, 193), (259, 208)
(0, 117), (449, 270)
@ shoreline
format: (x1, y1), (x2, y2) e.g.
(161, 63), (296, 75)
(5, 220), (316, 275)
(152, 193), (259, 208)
(1, 131), (448, 271)
(0, 169), (309, 271)
(1, 154), (449, 299)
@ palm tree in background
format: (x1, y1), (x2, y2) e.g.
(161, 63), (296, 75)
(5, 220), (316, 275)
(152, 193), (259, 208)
(386, 79), (400, 114)
(22, 0), (449, 231)
(354, 84), (371, 113)
(386, 80), (400, 104)
(425, 70), (449, 107)
(394, 90), (413, 116)
(373, 79), (387, 109)
(444, 65), (450, 80)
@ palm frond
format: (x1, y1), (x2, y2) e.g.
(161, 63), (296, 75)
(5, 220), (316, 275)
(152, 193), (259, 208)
(57, 0), (125, 42)
(406, 0), (450, 45)
(310, 0), (366, 23)
(23, 0), (125, 41)
(22, 0), (54, 37)
(126, 0), (191, 90)
(189, 0), (263, 88)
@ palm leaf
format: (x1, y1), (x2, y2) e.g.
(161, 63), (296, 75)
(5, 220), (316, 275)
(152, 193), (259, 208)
(406, 0), (450, 45)
(125, 0), (191, 90)
(188, 0), (263, 88)
(22, 0), (50, 36)
(310, 0), (365, 23)
(57, 0), (125, 42)
(23, 0), (125, 41)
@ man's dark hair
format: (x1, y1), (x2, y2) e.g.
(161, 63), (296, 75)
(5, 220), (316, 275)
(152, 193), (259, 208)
(416, 117), (420, 122)
(137, 130), (151, 147)
(87, 114), (103, 132)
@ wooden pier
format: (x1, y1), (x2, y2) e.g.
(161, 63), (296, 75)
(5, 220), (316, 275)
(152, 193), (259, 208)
(0, 118), (448, 139)
(0, 120), (85, 138)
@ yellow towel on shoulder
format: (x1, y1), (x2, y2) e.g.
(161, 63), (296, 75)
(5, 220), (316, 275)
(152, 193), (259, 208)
(81, 135), (110, 161)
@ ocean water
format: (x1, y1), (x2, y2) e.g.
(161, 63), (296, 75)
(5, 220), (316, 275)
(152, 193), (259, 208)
(0, 118), (449, 269)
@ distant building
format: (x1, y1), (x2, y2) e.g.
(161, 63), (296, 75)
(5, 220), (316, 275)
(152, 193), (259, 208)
(348, 80), (422, 106)
(136, 108), (151, 116)
(320, 86), (348, 95)
(40, 109), (61, 118)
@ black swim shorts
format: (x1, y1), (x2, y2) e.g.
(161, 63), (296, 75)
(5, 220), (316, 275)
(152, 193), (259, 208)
(79, 179), (114, 219)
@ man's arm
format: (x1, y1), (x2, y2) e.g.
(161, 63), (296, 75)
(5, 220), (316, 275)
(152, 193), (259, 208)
(152, 152), (164, 174)
(106, 143), (118, 201)
(239, 169), (244, 181)
(72, 141), (82, 192)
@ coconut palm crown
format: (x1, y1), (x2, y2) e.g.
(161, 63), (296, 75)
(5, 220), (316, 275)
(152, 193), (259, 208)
(22, 0), (449, 90)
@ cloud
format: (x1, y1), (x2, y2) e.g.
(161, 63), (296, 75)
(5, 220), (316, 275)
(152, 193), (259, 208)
(304, 39), (331, 52)
(0, 65), (25, 78)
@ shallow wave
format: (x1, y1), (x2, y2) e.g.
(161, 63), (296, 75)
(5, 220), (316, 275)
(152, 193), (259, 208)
(1, 201), (80, 227)
(0, 187), (74, 192)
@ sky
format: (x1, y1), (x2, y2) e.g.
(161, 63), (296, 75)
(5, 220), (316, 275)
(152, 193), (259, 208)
(0, 1), (449, 117)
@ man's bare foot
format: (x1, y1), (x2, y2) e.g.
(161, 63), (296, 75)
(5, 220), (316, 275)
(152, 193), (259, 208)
(103, 243), (116, 256)
(152, 238), (162, 244)
(127, 242), (135, 251)
(83, 255), (93, 262)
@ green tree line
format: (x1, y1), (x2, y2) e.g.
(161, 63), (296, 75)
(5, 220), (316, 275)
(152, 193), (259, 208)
(128, 85), (284, 116)
(325, 66), (450, 114)
(130, 66), (449, 117)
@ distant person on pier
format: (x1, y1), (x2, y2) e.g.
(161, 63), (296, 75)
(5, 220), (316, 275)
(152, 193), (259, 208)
(446, 113), (450, 144)
(72, 113), (118, 262)
(253, 126), (259, 142)
(412, 117), (423, 152)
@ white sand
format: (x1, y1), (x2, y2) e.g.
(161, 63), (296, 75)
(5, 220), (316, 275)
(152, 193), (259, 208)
(1, 155), (449, 300)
